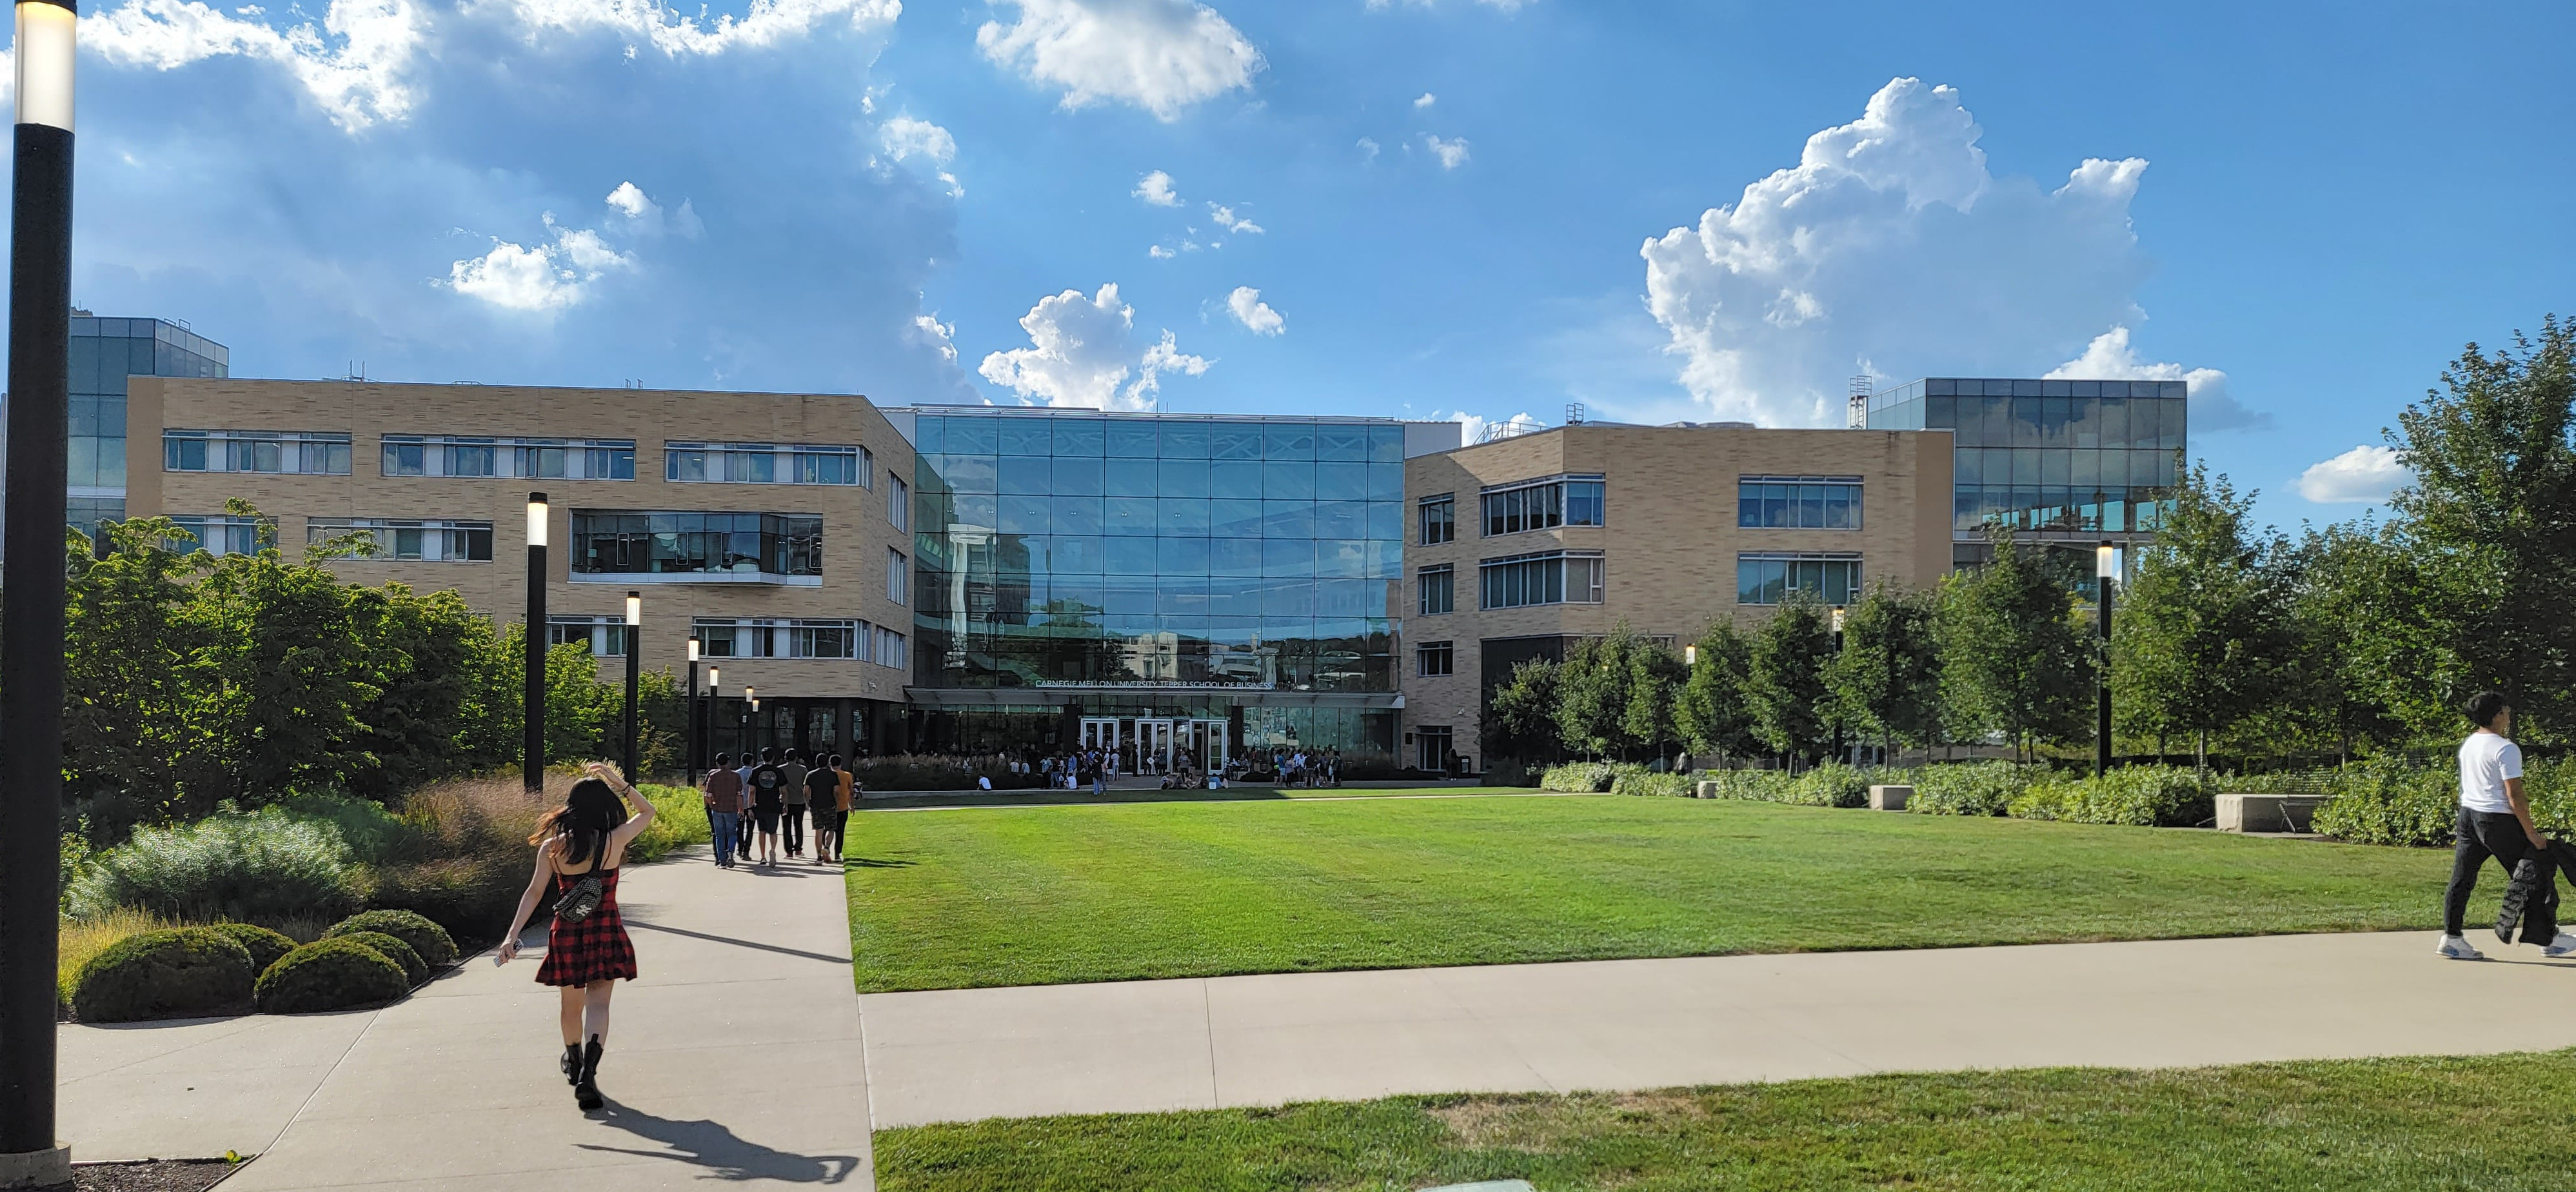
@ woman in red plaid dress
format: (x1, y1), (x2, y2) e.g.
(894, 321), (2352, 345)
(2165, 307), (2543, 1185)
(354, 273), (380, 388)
(499, 762), (657, 1111)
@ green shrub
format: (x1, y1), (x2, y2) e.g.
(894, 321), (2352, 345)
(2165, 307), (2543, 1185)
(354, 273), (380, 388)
(338, 931), (427, 985)
(70, 927), (255, 1023)
(2010, 766), (2212, 827)
(324, 909), (460, 968)
(65, 806), (361, 925)
(2311, 761), (2461, 846)
(208, 922), (297, 975)
(1609, 770), (1692, 798)
(628, 783), (716, 864)
(1540, 762), (1619, 793)
(1483, 757), (1538, 788)
(254, 939), (409, 1014)
(277, 792), (424, 865)
(1905, 762), (2043, 817)
(1694, 770), (1795, 802)
(365, 858), (521, 943)
(1783, 763), (1872, 809)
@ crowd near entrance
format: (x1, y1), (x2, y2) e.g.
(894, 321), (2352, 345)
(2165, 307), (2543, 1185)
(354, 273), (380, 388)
(1080, 716), (1230, 776)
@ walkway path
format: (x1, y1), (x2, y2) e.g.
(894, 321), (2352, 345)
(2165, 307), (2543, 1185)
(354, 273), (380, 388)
(61, 844), (874, 1189)
(858, 929), (2576, 1127)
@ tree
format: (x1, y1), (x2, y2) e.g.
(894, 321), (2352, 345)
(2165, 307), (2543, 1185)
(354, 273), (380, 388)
(1555, 628), (1638, 758)
(64, 518), (214, 832)
(1938, 530), (2094, 760)
(1484, 657), (1561, 763)
(2112, 462), (2298, 773)
(1745, 599), (1834, 763)
(1677, 621), (1759, 764)
(2275, 519), (2415, 759)
(1622, 636), (1687, 766)
(1826, 582), (1943, 762)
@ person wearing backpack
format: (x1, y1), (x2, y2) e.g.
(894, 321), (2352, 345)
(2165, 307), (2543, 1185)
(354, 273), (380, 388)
(499, 761), (657, 1111)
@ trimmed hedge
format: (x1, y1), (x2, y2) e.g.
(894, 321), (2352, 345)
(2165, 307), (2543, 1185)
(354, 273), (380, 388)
(324, 909), (460, 968)
(208, 922), (298, 975)
(71, 928), (255, 1023)
(255, 939), (410, 1014)
(339, 931), (428, 985)
(366, 858), (520, 943)
(1905, 762), (2043, 817)
(1540, 762), (1620, 793)
(1609, 770), (1692, 798)
(1690, 765), (1871, 808)
(2008, 766), (2213, 828)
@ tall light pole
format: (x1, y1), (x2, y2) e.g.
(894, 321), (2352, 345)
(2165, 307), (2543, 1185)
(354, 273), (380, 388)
(524, 492), (548, 792)
(1828, 604), (1847, 766)
(684, 637), (700, 780)
(706, 666), (719, 763)
(1, 2), (77, 1182)
(2096, 539), (2117, 778)
(744, 686), (756, 759)
(622, 590), (641, 782)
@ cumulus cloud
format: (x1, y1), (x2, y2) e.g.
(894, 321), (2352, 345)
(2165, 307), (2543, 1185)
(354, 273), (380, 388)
(1225, 286), (1283, 335)
(1440, 410), (1544, 444)
(1640, 76), (2194, 426)
(496, 0), (902, 57)
(1134, 170), (1181, 206)
(910, 312), (959, 364)
(879, 115), (958, 166)
(1147, 244), (1177, 259)
(446, 214), (634, 312)
(978, 283), (1211, 410)
(976, 0), (1263, 121)
(83, 0), (427, 130)
(1413, 92), (1435, 108)
(1424, 134), (1469, 169)
(2045, 325), (2268, 431)
(1207, 203), (1263, 235)
(601, 181), (703, 238)
(2297, 446), (2410, 504)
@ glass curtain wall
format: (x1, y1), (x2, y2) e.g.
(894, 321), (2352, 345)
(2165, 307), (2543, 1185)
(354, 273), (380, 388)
(1867, 377), (2187, 539)
(66, 315), (228, 530)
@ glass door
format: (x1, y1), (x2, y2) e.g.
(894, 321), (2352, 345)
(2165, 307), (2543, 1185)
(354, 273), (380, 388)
(1134, 720), (1174, 773)
(1080, 718), (1118, 755)
(1180, 719), (1227, 775)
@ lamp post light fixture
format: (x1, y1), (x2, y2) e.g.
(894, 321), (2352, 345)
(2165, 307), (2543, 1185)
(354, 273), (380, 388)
(1683, 643), (1696, 666)
(2095, 539), (2118, 778)
(622, 590), (642, 782)
(745, 686), (758, 753)
(685, 637), (701, 780)
(523, 493), (549, 793)
(706, 666), (719, 760)
(1, 1), (77, 1180)
(1828, 604), (1847, 764)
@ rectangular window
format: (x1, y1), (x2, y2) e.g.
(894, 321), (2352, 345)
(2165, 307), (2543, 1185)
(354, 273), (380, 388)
(664, 442), (873, 488)
(890, 475), (911, 533)
(1481, 475), (1604, 535)
(1734, 553), (1863, 606)
(1738, 476), (1863, 529)
(1478, 550), (1606, 610)
(1416, 641), (1454, 677)
(1418, 565), (1454, 615)
(306, 519), (495, 562)
(546, 615), (626, 657)
(1418, 494), (1454, 544)
(166, 515), (268, 556)
(887, 548), (909, 604)
(875, 626), (907, 670)
(1416, 725), (1454, 773)
(377, 435), (632, 479)
(164, 430), (352, 475)
(693, 619), (863, 660)
(569, 512), (824, 578)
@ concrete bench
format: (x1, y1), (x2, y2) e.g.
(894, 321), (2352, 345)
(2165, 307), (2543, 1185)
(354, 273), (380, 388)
(1868, 784), (1912, 811)
(2216, 793), (2327, 833)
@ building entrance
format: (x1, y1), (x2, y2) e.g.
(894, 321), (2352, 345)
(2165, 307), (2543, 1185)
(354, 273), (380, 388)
(1078, 716), (1229, 777)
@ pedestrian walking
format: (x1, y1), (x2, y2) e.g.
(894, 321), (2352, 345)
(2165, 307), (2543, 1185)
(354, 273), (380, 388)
(804, 755), (842, 865)
(499, 761), (656, 1111)
(700, 753), (743, 870)
(748, 748), (787, 867)
(823, 753), (855, 864)
(2439, 691), (2576, 959)
(734, 753), (756, 860)
(780, 750), (811, 859)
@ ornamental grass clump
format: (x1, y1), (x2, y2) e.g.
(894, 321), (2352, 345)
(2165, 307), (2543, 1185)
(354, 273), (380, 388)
(70, 927), (256, 1023)
(65, 807), (361, 926)
(255, 939), (409, 1015)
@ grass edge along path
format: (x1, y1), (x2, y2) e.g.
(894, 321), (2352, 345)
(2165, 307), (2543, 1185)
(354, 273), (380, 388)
(874, 1050), (2576, 1191)
(846, 793), (2460, 994)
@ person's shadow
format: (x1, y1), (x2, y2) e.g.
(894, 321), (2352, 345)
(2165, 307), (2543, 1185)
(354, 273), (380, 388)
(579, 1098), (862, 1183)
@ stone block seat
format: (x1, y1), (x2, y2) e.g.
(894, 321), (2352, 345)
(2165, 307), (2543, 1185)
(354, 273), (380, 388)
(2217, 792), (2328, 833)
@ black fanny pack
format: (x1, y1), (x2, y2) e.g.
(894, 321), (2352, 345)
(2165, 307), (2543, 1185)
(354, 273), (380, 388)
(553, 865), (608, 922)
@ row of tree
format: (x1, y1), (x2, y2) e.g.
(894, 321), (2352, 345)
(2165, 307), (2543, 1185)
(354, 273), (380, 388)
(60, 501), (684, 842)
(1487, 316), (2576, 769)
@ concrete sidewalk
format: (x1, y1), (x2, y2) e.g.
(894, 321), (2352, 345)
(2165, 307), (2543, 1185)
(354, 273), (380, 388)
(60, 844), (873, 1189)
(858, 929), (2576, 1127)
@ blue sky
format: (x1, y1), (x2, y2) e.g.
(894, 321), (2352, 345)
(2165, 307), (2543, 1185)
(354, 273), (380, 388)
(26, 0), (2576, 529)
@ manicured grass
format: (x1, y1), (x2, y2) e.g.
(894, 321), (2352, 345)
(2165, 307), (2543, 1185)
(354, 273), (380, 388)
(845, 794), (2458, 993)
(874, 1051), (2576, 1191)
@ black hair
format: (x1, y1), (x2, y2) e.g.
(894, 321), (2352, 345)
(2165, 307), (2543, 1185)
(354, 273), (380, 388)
(531, 777), (627, 868)
(829, 753), (844, 767)
(2466, 691), (2511, 728)
(714, 751), (731, 766)
(760, 746), (775, 762)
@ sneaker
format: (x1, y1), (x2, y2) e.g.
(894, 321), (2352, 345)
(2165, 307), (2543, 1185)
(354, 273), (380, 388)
(2546, 933), (2576, 959)
(2437, 934), (2486, 960)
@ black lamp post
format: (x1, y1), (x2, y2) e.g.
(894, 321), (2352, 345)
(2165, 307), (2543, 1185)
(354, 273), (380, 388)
(622, 590), (641, 781)
(0, 2), (77, 1182)
(1828, 605), (1847, 766)
(684, 637), (700, 779)
(524, 492), (548, 792)
(2096, 539), (2117, 777)
(705, 666), (719, 764)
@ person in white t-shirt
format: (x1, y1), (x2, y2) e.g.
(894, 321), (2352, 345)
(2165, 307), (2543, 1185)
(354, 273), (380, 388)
(2439, 691), (2574, 960)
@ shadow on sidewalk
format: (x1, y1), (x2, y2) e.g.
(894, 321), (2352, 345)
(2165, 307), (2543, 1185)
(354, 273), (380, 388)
(581, 1099), (863, 1183)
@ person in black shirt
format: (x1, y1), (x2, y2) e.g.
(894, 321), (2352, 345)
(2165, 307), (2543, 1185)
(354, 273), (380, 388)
(805, 759), (844, 865)
(746, 747), (788, 868)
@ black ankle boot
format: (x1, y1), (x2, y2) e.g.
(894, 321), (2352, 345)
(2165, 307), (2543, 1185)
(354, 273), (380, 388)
(561, 1044), (582, 1087)
(575, 1035), (604, 1110)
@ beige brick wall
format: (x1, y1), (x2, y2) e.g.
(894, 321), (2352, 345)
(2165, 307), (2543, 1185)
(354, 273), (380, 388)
(126, 377), (919, 702)
(1398, 424), (1952, 766)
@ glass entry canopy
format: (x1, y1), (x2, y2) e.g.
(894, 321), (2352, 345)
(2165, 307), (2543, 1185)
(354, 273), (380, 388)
(1078, 716), (1226, 774)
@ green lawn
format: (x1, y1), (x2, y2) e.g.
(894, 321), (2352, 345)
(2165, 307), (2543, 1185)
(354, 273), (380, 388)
(873, 1051), (2576, 1191)
(844, 793), (2457, 993)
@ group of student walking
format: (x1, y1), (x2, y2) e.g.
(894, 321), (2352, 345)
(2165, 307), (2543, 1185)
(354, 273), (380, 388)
(697, 747), (858, 868)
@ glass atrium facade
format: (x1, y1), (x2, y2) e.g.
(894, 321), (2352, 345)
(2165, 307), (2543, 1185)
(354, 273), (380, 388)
(70, 315), (228, 530)
(1867, 377), (2186, 564)
(905, 410), (1410, 764)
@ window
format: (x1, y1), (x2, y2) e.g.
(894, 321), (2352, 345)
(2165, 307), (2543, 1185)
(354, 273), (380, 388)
(1418, 494), (1455, 544)
(666, 442), (874, 488)
(166, 515), (268, 556)
(1416, 725), (1454, 773)
(1418, 565), (1454, 615)
(887, 549), (909, 604)
(875, 626), (907, 670)
(1479, 550), (1605, 609)
(693, 619), (864, 660)
(1416, 641), (1454, 677)
(547, 616), (627, 657)
(1481, 475), (1605, 535)
(1737, 476), (1862, 529)
(1735, 553), (1862, 606)
(889, 475), (910, 533)
(162, 430), (350, 475)
(377, 435), (633, 479)
(306, 519), (495, 562)
(570, 512), (823, 579)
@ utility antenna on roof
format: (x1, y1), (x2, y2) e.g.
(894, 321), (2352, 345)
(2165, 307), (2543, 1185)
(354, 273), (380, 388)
(1565, 402), (1586, 426)
(1848, 375), (1872, 429)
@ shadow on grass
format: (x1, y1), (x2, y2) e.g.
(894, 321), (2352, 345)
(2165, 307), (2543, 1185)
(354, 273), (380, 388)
(857, 788), (1296, 811)
(847, 857), (917, 868)
(582, 1098), (862, 1182)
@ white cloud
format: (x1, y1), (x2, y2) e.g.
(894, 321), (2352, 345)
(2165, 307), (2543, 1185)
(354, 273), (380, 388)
(1440, 410), (1545, 444)
(1424, 134), (1470, 169)
(1207, 203), (1263, 235)
(601, 181), (704, 239)
(910, 312), (959, 363)
(1413, 92), (1435, 108)
(978, 283), (1210, 410)
(495, 0), (902, 57)
(976, 0), (1263, 121)
(83, 0), (427, 130)
(879, 115), (958, 166)
(2045, 325), (2267, 430)
(1367, 0), (1536, 10)
(1640, 76), (2179, 426)
(1134, 170), (1181, 206)
(1148, 244), (1177, 259)
(1356, 137), (1381, 162)
(1225, 286), (1283, 335)
(2297, 446), (2410, 504)
(605, 181), (655, 219)
(446, 214), (635, 312)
